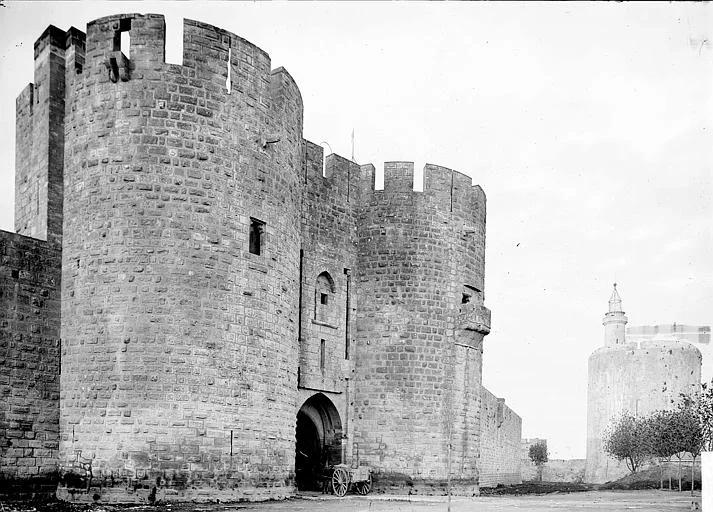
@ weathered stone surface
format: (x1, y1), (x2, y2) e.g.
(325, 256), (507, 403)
(0, 231), (61, 498)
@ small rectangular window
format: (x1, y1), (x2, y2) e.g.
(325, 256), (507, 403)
(249, 218), (265, 255)
(320, 339), (326, 374)
(320, 293), (328, 305)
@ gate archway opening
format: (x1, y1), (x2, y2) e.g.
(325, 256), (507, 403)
(295, 393), (343, 491)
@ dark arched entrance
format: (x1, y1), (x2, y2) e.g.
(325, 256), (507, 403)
(295, 393), (342, 491)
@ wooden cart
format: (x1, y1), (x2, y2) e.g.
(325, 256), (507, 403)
(329, 464), (372, 497)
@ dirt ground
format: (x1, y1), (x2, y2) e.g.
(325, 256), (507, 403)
(2, 490), (700, 512)
(231, 491), (697, 511)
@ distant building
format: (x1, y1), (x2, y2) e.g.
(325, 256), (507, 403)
(584, 286), (702, 483)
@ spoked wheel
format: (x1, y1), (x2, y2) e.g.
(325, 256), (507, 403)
(356, 473), (372, 495)
(331, 467), (350, 497)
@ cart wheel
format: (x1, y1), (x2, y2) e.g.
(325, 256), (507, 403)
(331, 467), (349, 497)
(356, 473), (372, 495)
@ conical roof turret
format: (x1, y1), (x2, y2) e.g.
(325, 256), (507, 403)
(608, 283), (623, 312)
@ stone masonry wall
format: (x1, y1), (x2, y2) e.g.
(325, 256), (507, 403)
(478, 387), (521, 487)
(352, 162), (489, 495)
(521, 458), (585, 483)
(298, 143), (360, 462)
(299, 144), (358, 395)
(59, 15), (303, 502)
(0, 231), (61, 498)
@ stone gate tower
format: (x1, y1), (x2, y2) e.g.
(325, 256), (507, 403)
(1, 12), (525, 502)
(59, 14), (303, 500)
(585, 285), (702, 484)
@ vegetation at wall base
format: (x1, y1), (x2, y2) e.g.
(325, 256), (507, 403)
(602, 378), (713, 495)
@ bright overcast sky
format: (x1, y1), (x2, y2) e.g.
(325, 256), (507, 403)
(0, 2), (711, 460)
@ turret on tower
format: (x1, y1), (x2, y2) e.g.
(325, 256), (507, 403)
(602, 283), (627, 346)
(14, 25), (74, 245)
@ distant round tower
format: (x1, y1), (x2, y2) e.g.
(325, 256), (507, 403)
(60, 15), (303, 501)
(585, 285), (702, 484)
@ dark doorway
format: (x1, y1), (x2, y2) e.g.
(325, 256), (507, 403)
(295, 410), (322, 491)
(295, 393), (342, 491)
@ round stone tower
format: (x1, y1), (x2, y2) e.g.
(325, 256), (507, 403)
(352, 162), (490, 494)
(60, 14), (303, 501)
(584, 286), (702, 484)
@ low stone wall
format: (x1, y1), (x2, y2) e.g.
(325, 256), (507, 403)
(522, 458), (586, 483)
(479, 387), (522, 487)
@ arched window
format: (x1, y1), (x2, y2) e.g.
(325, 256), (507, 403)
(315, 271), (335, 324)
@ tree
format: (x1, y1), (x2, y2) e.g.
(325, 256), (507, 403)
(603, 412), (651, 474)
(678, 380), (712, 494)
(528, 441), (548, 482)
(677, 404), (702, 493)
(688, 380), (713, 452)
(647, 406), (700, 491)
(647, 410), (681, 489)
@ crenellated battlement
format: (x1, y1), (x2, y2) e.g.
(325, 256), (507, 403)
(270, 67), (303, 114)
(383, 161), (415, 192)
(359, 161), (486, 219)
(181, 17), (273, 99)
(40, 14), (303, 115)
(85, 14), (163, 79)
(15, 83), (34, 113)
(304, 140), (361, 202)
(81, 14), (272, 73)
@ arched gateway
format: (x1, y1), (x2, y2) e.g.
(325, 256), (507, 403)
(295, 393), (342, 491)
